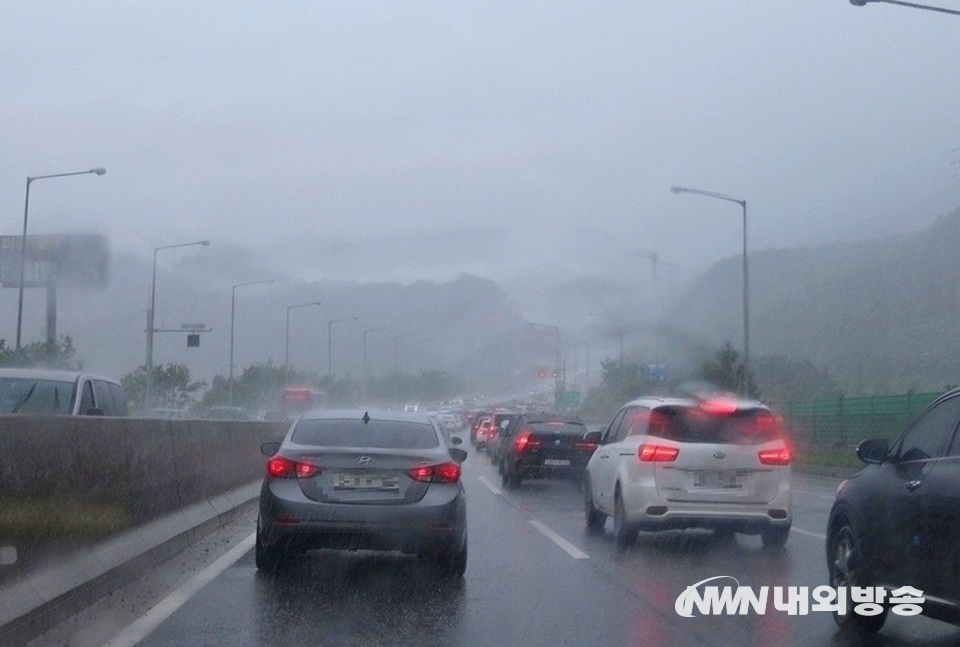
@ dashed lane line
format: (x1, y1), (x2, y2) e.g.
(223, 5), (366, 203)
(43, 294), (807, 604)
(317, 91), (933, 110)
(530, 520), (590, 560)
(103, 531), (256, 647)
(791, 526), (827, 541)
(477, 475), (502, 495)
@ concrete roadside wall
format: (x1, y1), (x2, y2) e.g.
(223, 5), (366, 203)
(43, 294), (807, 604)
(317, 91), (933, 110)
(0, 416), (288, 525)
(0, 416), (289, 643)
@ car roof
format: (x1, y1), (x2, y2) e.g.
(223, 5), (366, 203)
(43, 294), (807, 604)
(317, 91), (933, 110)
(0, 368), (119, 384)
(619, 394), (769, 412)
(298, 409), (436, 425)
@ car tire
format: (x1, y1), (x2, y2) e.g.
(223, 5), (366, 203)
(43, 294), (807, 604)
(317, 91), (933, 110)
(439, 538), (467, 579)
(761, 524), (790, 548)
(255, 522), (288, 572)
(613, 487), (637, 549)
(828, 520), (888, 633)
(584, 480), (606, 533)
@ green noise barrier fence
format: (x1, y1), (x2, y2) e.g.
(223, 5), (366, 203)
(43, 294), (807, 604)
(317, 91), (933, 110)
(782, 391), (943, 452)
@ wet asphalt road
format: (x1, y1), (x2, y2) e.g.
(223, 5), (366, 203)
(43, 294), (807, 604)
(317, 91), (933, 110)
(33, 447), (960, 646)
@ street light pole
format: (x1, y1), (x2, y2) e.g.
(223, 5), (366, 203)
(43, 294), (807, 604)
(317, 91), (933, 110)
(849, 0), (960, 15)
(284, 301), (322, 384)
(528, 321), (562, 390)
(636, 250), (680, 377)
(16, 167), (106, 350)
(146, 240), (210, 407)
(327, 316), (358, 377)
(230, 279), (274, 405)
(671, 185), (749, 395)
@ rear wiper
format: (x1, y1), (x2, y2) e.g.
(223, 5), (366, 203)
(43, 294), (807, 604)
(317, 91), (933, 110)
(11, 382), (38, 414)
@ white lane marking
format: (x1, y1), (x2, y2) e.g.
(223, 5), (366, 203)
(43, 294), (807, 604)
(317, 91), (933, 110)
(0, 545), (17, 565)
(792, 489), (835, 501)
(104, 531), (256, 647)
(478, 475), (502, 495)
(791, 526), (827, 541)
(530, 520), (590, 560)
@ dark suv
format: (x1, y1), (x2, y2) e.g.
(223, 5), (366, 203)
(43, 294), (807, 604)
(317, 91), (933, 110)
(498, 414), (596, 488)
(826, 387), (960, 633)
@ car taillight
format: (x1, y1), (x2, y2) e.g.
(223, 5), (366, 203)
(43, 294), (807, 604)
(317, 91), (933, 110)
(514, 429), (541, 452)
(574, 439), (598, 450)
(638, 444), (679, 462)
(700, 399), (738, 416)
(267, 456), (319, 479)
(408, 462), (461, 483)
(758, 447), (791, 466)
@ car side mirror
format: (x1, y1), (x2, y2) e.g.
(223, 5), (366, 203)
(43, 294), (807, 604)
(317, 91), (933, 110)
(450, 436), (463, 446)
(261, 441), (281, 457)
(450, 447), (468, 464)
(856, 438), (889, 464)
(583, 430), (603, 444)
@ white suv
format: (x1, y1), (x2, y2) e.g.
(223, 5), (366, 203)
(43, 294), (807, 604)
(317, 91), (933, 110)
(584, 395), (792, 548)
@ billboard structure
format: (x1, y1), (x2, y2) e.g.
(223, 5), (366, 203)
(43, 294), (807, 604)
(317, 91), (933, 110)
(0, 234), (109, 289)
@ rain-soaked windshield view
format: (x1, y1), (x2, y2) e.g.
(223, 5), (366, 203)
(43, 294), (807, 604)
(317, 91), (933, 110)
(3, 2), (960, 645)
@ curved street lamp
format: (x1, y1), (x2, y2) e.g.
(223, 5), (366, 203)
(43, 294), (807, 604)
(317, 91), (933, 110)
(16, 167), (107, 349)
(230, 279), (274, 405)
(146, 239), (210, 406)
(671, 184), (749, 395)
(284, 301), (322, 383)
(849, 0), (960, 15)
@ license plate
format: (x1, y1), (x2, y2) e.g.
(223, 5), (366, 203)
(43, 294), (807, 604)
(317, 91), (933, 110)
(694, 469), (742, 489)
(333, 473), (400, 490)
(544, 458), (571, 467)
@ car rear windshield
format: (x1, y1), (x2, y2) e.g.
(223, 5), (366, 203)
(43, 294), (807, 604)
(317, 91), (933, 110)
(650, 407), (782, 445)
(528, 421), (586, 435)
(0, 377), (76, 414)
(292, 419), (440, 449)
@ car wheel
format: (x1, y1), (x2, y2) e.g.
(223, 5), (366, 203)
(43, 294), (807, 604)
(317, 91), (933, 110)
(761, 524), (790, 548)
(497, 458), (504, 476)
(438, 538), (467, 579)
(584, 480), (606, 533)
(828, 520), (888, 633)
(613, 487), (637, 549)
(255, 521), (288, 572)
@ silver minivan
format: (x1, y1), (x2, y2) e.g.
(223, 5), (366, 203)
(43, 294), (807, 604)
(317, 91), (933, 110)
(0, 368), (128, 416)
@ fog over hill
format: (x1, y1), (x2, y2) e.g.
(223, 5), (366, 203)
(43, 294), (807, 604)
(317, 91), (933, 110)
(669, 207), (960, 395)
(13, 206), (960, 398)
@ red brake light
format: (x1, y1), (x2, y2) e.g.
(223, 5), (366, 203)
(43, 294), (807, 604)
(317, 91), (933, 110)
(700, 399), (738, 416)
(758, 447), (791, 466)
(575, 440), (598, 450)
(514, 428), (541, 452)
(408, 462), (461, 483)
(267, 456), (319, 479)
(638, 444), (679, 462)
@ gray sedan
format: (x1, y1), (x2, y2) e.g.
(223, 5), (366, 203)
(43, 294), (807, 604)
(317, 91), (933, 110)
(256, 409), (468, 577)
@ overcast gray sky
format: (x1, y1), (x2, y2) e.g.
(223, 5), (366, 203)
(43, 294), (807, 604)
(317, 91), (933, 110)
(2, 1), (959, 310)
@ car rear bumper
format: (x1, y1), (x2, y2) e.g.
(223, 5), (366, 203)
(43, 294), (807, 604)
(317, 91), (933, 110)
(259, 481), (466, 553)
(623, 492), (791, 533)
